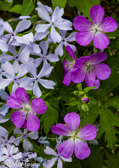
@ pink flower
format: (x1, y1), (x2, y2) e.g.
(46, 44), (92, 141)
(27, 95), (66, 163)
(7, 87), (47, 132)
(51, 112), (97, 160)
(73, 5), (118, 49)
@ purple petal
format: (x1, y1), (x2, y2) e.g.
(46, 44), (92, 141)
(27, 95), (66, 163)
(76, 31), (94, 46)
(58, 139), (74, 158)
(7, 95), (22, 109)
(63, 60), (71, 74)
(78, 124), (97, 140)
(75, 139), (90, 160)
(100, 17), (118, 32)
(89, 52), (107, 65)
(73, 16), (92, 31)
(11, 110), (26, 128)
(27, 112), (40, 132)
(65, 45), (75, 60)
(71, 68), (85, 84)
(93, 32), (109, 49)
(15, 87), (29, 104)
(64, 112), (80, 131)
(74, 56), (90, 67)
(51, 124), (71, 136)
(90, 5), (104, 25)
(94, 63), (111, 80)
(30, 98), (47, 114)
(63, 71), (72, 86)
(85, 72), (100, 89)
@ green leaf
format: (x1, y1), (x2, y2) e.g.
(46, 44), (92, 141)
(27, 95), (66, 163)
(107, 152), (119, 168)
(9, 5), (22, 14)
(22, 0), (34, 16)
(40, 101), (59, 134)
(84, 86), (96, 93)
(0, 0), (13, 11)
(81, 146), (103, 168)
(68, 0), (100, 18)
(52, 0), (67, 8)
(98, 107), (119, 149)
(65, 98), (78, 106)
(105, 96), (119, 109)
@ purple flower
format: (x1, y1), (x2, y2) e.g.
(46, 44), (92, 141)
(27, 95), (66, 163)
(51, 112), (97, 160)
(7, 87), (47, 132)
(71, 52), (111, 89)
(62, 45), (76, 86)
(82, 97), (89, 103)
(35, 6), (72, 43)
(73, 5), (118, 49)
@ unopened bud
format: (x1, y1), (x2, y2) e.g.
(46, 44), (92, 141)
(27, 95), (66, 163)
(82, 97), (89, 103)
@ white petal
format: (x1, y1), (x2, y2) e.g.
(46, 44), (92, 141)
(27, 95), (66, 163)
(44, 146), (57, 156)
(38, 62), (53, 78)
(17, 64), (28, 78)
(66, 32), (77, 41)
(0, 40), (8, 52)
(38, 79), (55, 89)
(15, 20), (31, 34)
(55, 19), (72, 30)
(35, 24), (51, 33)
(40, 41), (48, 56)
(43, 158), (57, 168)
(14, 128), (22, 135)
(34, 31), (49, 41)
(28, 132), (38, 139)
(14, 137), (22, 146)
(55, 43), (63, 56)
(33, 81), (41, 97)
(52, 7), (64, 22)
(19, 46), (30, 63)
(37, 6), (51, 22)
(46, 54), (59, 62)
(0, 126), (8, 137)
(0, 79), (13, 90)
(23, 138), (33, 152)
(2, 61), (15, 77)
(51, 26), (61, 43)
(57, 159), (63, 168)
(27, 61), (37, 77)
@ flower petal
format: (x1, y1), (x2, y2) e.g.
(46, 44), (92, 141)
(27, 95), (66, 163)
(55, 43), (63, 56)
(44, 146), (57, 156)
(58, 139), (74, 158)
(33, 81), (41, 98)
(30, 98), (47, 114)
(15, 87), (29, 104)
(76, 31), (94, 46)
(93, 32), (109, 49)
(89, 52), (107, 65)
(100, 16), (118, 32)
(7, 95), (22, 109)
(35, 24), (51, 33)
(66, 32), (77, 42)
(64, 112), (80, 131)
(43, 158), (57, 168)
(0, 39), (8, 52)
(51, 124), (71, 136)
(11, 110), (26, 128)
(51, 26), (61, 43)
(2, 61), (14, 77)
(90, 5), (104, 25)
(40, 41), (48, 56)
(78, 124), (97, 140)
(65, 45), (75, 60)
(15, 20), (31, 34)
(37, 6), (51, 22)
(28, 132), (38, 139)
(85, 72), (100, 89)
(52, 6), (64, 22)
(57, 159), (63, 168)
(63, 71), (72, 86)
(27, 112), (40, 132)
(71, 67), (85, 84)
(38, 79), (55, 89)
(73, 16), (92, 31)
(94, 63), (111, 80)
(75, 138), (90, 160)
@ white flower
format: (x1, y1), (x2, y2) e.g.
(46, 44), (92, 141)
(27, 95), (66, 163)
(43, 146), (72, 168)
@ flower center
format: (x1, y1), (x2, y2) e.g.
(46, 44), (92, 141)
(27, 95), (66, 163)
(23, 104), (31, 114)
(65, 60), (75, 71)
(84, 62), (94, 73)
(91, 24), (100, 33)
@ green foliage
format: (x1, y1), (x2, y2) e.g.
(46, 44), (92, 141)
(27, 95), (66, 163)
(21, 0), (34, 16)
(40, 100), (59, 134)
(9, 4), (22, 14)
(107, 152), (119, 168)
(52, 0), (67, 8)
(67, 0), (100, 18)
(0, 0), (13, 11)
